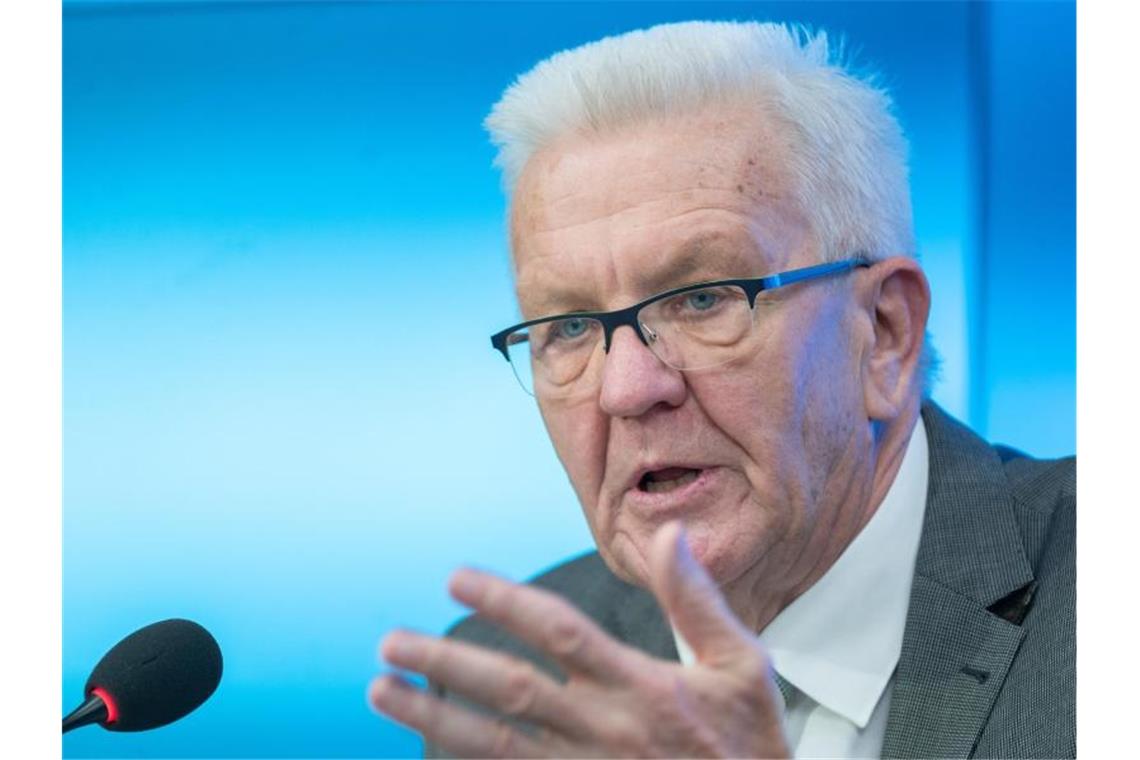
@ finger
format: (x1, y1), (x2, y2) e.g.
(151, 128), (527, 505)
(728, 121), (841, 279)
(369, 673), (547, 758)
(448, 568), (639, 684)
(380, 629), (593, 738)
(647, 521), (754, 667)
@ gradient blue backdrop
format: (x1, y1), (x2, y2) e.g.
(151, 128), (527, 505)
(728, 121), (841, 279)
(63, 1), (1075, 757)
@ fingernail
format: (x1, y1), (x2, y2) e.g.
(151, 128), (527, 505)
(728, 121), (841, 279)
(450, 568), (486, 603)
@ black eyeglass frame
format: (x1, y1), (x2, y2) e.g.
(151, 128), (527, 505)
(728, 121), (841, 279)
(490, 257), (873, 360)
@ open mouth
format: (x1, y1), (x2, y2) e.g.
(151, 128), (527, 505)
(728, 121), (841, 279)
(638, 467), (701, 494)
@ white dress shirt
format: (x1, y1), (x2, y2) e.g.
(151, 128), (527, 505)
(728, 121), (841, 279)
(673, 422), (929, 758)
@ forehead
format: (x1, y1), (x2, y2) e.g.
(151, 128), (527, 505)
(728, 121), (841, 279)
(509, 102), (815, 316)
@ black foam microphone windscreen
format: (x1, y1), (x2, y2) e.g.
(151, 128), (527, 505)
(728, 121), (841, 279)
(83, 618), (223, 731)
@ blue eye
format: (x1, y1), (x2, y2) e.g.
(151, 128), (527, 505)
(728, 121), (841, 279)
(686, 291), (719, 311)
(553, 317), (591, 340)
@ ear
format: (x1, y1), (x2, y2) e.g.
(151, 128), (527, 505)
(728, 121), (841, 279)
(859, 257), (931, 421)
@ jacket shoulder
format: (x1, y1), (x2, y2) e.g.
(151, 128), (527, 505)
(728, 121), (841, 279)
(1000, 449), (1075, 568)
(1000, 449), (1075, 512)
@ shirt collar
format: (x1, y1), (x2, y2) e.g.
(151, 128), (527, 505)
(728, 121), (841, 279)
(672, 421), (928, 729)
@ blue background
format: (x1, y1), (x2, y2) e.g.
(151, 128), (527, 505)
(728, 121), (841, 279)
(63, 1), (1075, 757)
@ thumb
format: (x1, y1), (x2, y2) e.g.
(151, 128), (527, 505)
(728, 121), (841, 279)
(648, 521), (753, 667)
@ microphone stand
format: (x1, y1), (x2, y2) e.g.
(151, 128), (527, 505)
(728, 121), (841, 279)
(63, 694), (108, 734)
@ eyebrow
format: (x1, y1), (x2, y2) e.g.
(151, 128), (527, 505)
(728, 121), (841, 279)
(521, 232), (758, 317)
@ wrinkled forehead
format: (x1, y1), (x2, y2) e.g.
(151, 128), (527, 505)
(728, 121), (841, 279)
(510, 104), (798, 235)
(507, 103), (815, 316)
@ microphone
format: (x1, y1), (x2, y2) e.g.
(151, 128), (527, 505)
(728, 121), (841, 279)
(63, 618), (223, 734)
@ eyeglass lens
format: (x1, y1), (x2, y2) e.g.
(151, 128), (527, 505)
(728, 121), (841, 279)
(505, 283), (757, 397)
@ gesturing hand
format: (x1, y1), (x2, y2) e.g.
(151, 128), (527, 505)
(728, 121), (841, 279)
(368, 521), (791, 758)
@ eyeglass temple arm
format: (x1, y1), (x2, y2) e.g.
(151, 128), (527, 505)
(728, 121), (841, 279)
(758, 257), (871, 290)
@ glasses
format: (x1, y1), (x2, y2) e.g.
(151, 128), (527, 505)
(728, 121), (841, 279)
(490, 257), (871, 397)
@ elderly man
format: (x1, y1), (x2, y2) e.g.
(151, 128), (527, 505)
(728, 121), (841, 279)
(369, 21), (1074, 759)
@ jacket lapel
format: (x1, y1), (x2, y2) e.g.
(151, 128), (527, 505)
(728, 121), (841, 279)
(881, 403), (1035, 758)
(605, 403), (1035, 757)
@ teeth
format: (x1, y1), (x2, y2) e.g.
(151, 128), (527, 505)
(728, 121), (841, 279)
(643, 469), (699, 493)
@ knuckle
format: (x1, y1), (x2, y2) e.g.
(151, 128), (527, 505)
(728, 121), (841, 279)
(489, 718), (518, 758)
(498, 662), (540, 717)
(634, 671), (671, 708)
(632, 659), (680, 699)
(546, 615), (587, 657)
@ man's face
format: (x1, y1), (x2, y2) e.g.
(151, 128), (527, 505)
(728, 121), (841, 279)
(510, 102), (875, 613)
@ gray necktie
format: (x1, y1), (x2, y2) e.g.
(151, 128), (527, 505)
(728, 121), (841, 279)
(773, 670), (795, 712)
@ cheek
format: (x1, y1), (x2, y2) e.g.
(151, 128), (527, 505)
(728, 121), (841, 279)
(694, 329), (807, 461)
(684, 308), (840, 516)
(538, 398), (608, 515)
(687, 363), (808, 497)
(798, 303), (865, 422)
(783, 300), (868, 504)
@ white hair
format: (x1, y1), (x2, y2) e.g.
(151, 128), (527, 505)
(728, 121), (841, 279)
(484, 20), (915, 262)
(485, 20), (937, 392)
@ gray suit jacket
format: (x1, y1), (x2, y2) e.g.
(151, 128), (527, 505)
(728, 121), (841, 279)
(430, 403), (1075, 758)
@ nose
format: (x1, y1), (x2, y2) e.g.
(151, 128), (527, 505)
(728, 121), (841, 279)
(598, 325), (687, 418)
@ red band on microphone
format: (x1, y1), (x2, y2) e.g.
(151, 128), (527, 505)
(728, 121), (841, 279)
(90, 686), (119, 724)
